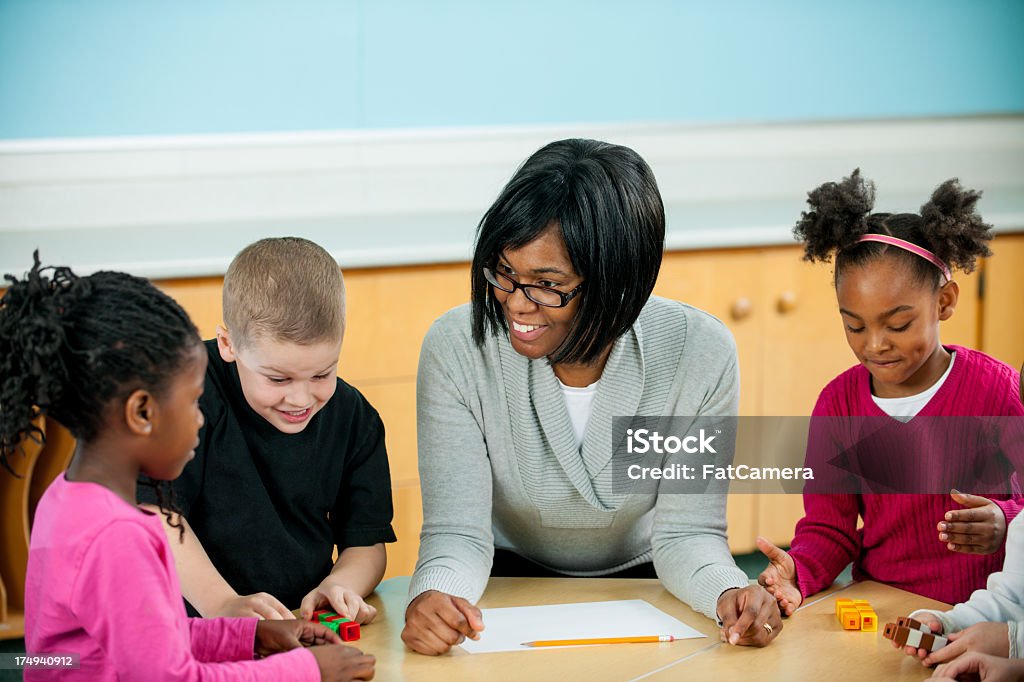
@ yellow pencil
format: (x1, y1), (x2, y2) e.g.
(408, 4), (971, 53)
(521, 635), (676, 647)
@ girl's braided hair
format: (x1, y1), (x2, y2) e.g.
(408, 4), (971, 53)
(1, 252), (200, 537)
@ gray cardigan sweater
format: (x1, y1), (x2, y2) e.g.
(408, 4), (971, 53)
(407, 296), (750, 620)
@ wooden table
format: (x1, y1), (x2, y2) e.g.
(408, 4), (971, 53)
(355, 577), (949, 682)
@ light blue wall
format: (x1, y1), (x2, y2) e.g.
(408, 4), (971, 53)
(2, 0), (1022, 139)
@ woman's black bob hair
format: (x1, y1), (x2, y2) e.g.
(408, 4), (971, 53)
(471, 138), (665, 365)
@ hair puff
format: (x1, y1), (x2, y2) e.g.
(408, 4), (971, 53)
(793, 168), (876, 262)
(919, 179), (993, 273)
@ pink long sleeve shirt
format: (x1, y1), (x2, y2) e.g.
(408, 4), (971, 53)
(24, 475), (321, 681)
(789, 345), (1024, 604)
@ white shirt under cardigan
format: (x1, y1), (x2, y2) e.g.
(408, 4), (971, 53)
(557, 377), (599, 449)
(407, 297), (750, 621)
(871, 351), (956, 421)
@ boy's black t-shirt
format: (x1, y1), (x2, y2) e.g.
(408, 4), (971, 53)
(139, 339), (396, 612)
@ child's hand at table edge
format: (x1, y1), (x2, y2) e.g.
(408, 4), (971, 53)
(309, 643), (376, 682)
(255, 619), (342, 656)
(300, 579), (378, 624)
(216, 592), (295, 620)
(923, 622), (1009, 668)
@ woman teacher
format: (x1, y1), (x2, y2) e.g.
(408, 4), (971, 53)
(402, 139), (781, 655)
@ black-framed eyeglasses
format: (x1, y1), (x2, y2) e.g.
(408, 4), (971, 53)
(482, 267), (583, 308)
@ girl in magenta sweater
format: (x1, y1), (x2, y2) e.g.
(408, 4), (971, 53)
(0, 254), (375, 681)
(757, 170), (1024, 613)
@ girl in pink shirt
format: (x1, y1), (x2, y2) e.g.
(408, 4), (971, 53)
(0, 253), (375, 681)
(756, 171), (1024, 612)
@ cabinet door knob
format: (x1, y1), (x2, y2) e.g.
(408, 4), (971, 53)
(777, 291), (798, 314)
(731, 297), (753, 321)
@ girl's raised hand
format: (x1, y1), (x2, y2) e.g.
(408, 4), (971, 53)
(756, 536), (803, 616)
(940, 491), (1007, 555)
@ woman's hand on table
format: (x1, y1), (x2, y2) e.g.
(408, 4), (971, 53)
(716, 584), (783, 647)
(401, 590), (485, 655)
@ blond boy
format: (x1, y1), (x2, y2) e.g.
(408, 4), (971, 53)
(140, 237), (395, 622)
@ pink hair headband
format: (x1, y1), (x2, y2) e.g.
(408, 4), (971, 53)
(856, 234), (952, 283)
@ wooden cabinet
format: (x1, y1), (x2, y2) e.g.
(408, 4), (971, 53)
(982, 233), (1024, 372)
(340, 264), (469, 577)
(654, 248), (852, 416)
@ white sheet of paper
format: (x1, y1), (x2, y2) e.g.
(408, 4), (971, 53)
(458, 599), (705, 654)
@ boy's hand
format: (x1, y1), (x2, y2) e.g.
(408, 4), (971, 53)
(216, 592), (294, 620)
(940, 491), (1006, 555)
(931, 652), (1024, 681)
(756, 536), (803, 616)
(922, 622), (1010, 667)
(254, 619), (341, 656)
(309, 644), (376, 681)
(716, 585), (783, 647)
(300, 579), (377, 624)
(892, 612), (943, 658)
(401, 590), (484, 656)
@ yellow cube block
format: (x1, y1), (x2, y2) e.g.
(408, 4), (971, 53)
(835, 599), (855, 620)
(858, 609), (878, 631)
(840, 608), (861, 630)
